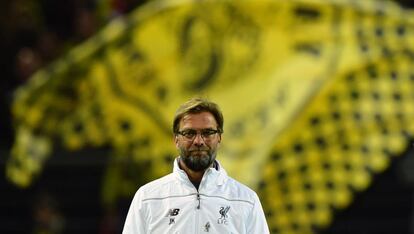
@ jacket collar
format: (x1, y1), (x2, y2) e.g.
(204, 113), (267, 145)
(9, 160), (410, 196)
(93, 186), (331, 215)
(173, 157), (228, 188)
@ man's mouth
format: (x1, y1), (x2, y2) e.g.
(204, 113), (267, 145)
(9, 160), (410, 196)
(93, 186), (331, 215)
(190, 150), (208, 155)
(189, 147), (209, 152)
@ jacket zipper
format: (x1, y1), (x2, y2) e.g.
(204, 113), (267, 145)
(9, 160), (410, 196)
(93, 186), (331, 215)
(196, 192), (201, 209)
(195, 191), (200, 234)
(194, 169), (209, 233)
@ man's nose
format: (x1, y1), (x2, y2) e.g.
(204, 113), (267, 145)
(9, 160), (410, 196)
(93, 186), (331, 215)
(192, 133), (205, 145)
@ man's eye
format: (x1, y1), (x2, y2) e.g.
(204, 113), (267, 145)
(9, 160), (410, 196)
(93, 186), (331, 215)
(183, 131), (196, 137)
(202, 130), (214, 136)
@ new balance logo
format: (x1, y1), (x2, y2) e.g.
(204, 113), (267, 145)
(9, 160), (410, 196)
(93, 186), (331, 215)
(165, 208), (180, 225)
(165, 208), (180, 217)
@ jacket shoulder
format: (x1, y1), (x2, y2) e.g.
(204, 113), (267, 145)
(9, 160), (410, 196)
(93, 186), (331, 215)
(135, 173), (177, 199)
(224, 176), (259, 204)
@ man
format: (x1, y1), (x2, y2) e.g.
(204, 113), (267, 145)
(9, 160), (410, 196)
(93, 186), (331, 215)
(123, 98), (270, 233)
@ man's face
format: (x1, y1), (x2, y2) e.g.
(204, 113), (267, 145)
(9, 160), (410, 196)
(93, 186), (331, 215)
(175, 112), (222, 172)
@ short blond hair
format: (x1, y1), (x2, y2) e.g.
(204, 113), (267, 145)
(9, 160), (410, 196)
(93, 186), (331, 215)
(173, 97), (223, 134)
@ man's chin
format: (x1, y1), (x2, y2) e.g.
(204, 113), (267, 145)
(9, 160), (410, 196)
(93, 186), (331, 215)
(187, 159), (211, 172)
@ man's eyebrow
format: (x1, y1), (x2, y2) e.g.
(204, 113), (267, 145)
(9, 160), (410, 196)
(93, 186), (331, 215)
(182, 127), (216, 130)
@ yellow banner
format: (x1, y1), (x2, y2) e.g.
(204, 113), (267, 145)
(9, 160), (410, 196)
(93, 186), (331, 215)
(7, 0), (414, 233)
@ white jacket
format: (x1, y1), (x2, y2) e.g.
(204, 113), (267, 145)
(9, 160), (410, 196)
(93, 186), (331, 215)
(123, 158), (270, 234)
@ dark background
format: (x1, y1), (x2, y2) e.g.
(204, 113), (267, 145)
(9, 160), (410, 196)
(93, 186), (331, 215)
(1, 0), (414, 233)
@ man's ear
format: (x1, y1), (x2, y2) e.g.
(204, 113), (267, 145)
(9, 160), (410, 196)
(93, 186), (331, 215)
(174, 134), (179, 147)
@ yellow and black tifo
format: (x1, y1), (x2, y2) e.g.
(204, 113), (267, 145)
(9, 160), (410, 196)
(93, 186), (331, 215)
(7, 0), (414, 233)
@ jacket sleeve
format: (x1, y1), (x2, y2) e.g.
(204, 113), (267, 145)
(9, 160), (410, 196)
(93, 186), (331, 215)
(246, 192), (270, 234)
(122, 189), (147, 234)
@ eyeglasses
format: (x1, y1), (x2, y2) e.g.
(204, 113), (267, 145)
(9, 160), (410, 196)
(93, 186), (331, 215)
(176, 129), (220, 141)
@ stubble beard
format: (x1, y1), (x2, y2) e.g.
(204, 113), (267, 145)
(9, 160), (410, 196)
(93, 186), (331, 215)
(180, 147), (216, 172)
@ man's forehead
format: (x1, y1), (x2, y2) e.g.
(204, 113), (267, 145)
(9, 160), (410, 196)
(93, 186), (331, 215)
(180, 112), (217, 126)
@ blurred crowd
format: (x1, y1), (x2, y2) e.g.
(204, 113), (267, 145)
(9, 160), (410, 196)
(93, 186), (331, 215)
(1, 0), (414, 148)
(0, 2), (147, 233)
(0, 0), (147, 149)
